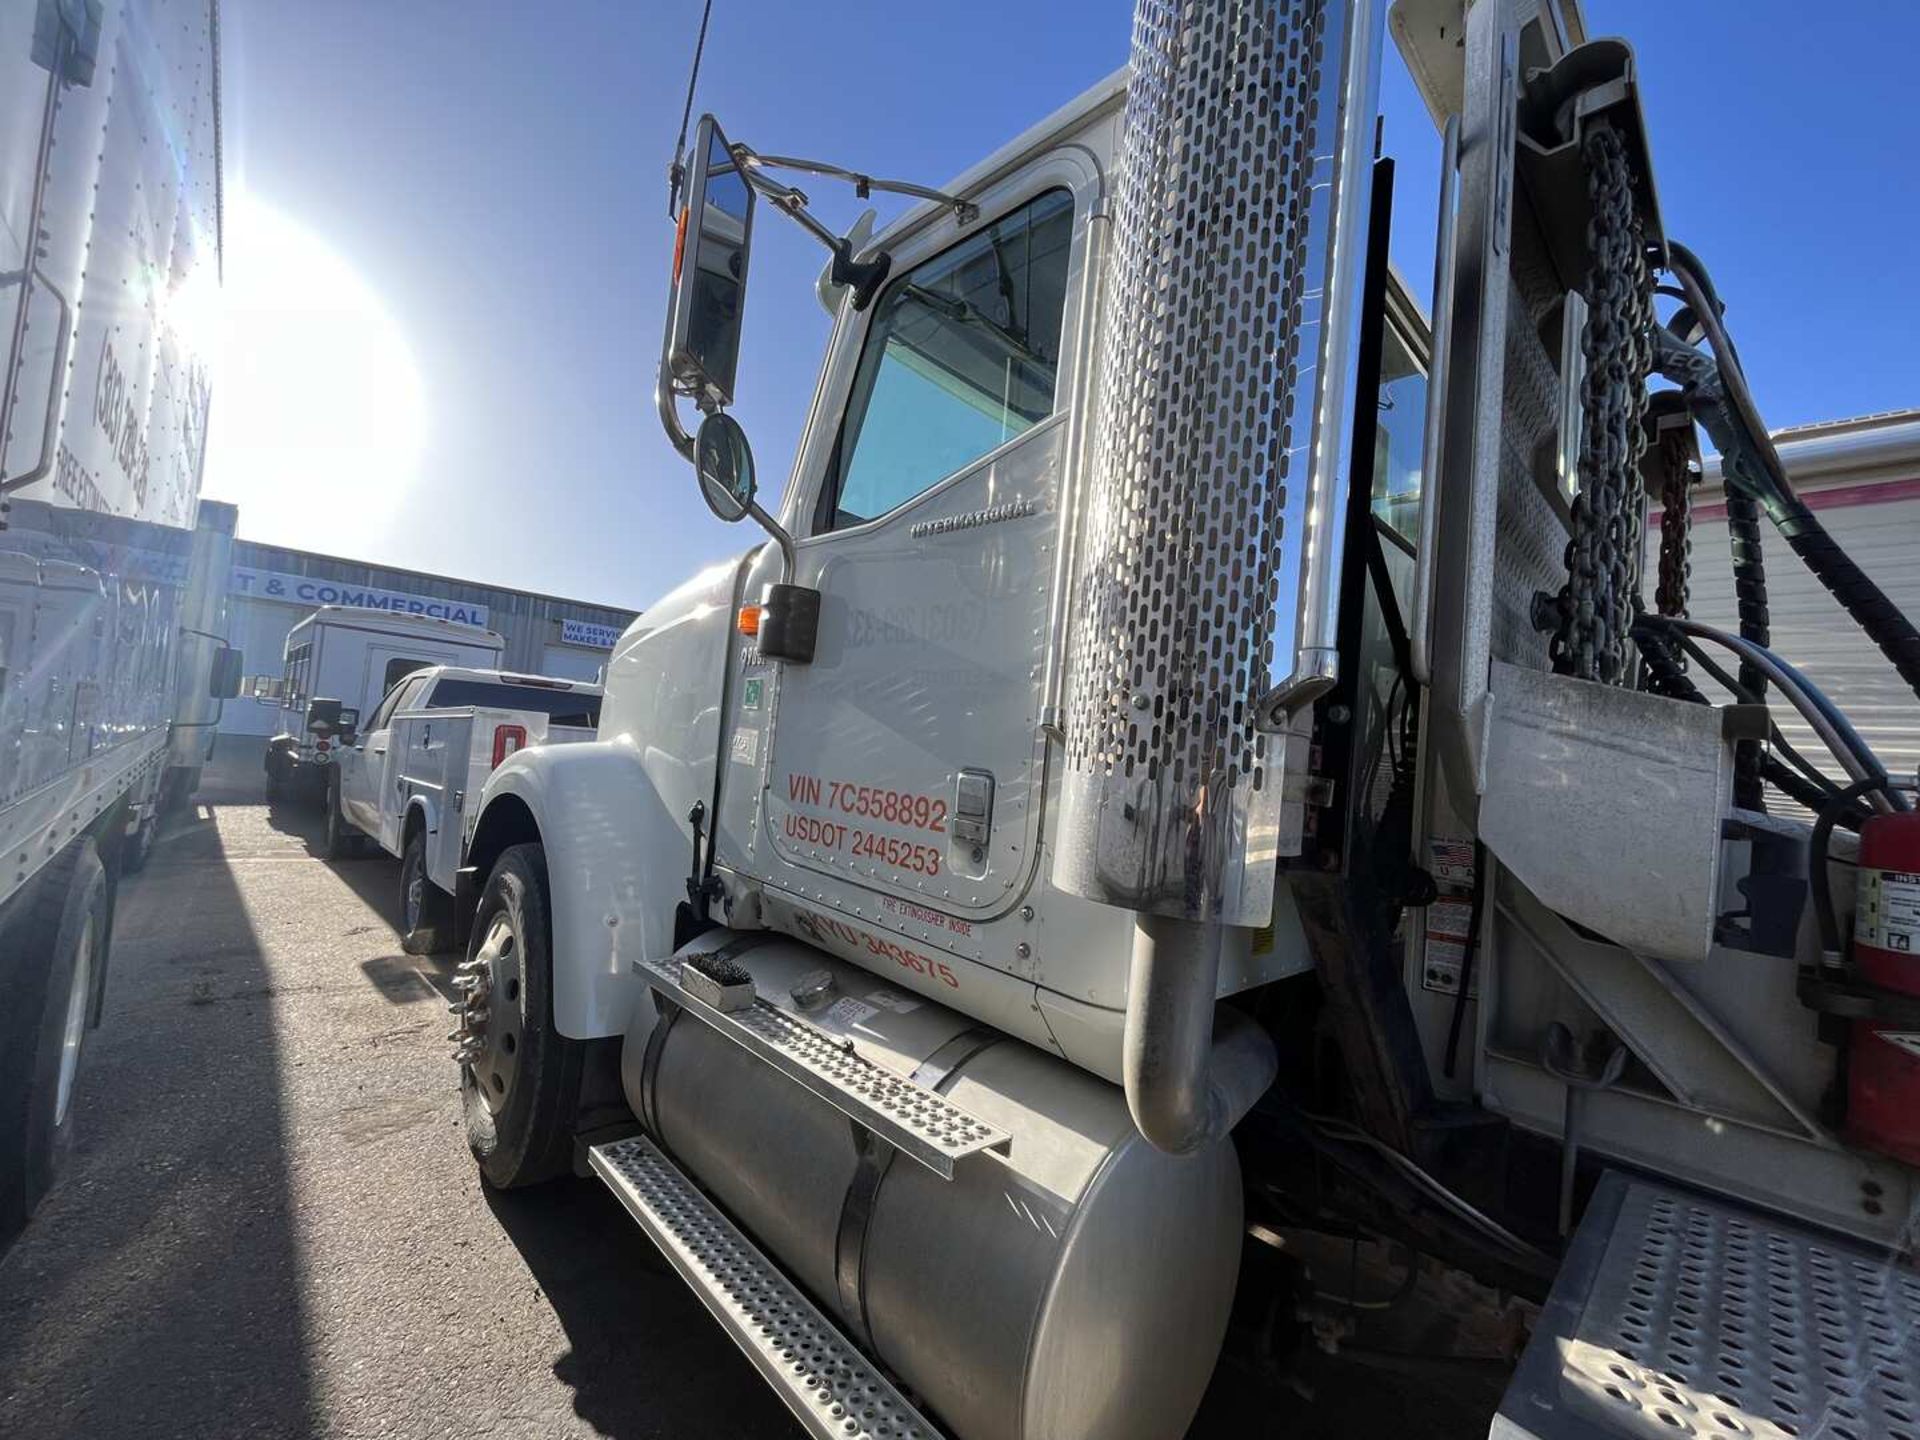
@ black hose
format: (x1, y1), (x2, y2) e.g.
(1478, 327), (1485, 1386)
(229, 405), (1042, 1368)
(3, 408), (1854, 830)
(1441, 840), (1486, 1080)
(1774, 499), (1920, 705)
(1811, 778), (1895, 960)
(1723, 490), (1771, 811)
(1633, 626), (1866, 824)
(1668, 240), (1920, 707)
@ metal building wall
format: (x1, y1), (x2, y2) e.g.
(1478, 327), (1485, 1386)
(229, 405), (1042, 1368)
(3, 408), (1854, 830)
(219, 541), (637, 737)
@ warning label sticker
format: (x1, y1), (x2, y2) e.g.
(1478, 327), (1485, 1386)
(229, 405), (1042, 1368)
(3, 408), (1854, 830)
(826, 996), (880, 1030)
(1421, 936), (1479, 998)
(1427, 899), (1474, 942)
(1428, 838), (1477, 889)
(1857, 869), (1920, 954)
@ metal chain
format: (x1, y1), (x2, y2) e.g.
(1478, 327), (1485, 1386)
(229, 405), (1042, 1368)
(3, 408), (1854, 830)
(1545, 122), (1655, 685)
(1654, 427), (1692, 621)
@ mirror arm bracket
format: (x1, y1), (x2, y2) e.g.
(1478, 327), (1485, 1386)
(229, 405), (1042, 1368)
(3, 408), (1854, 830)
(735, 147), (978, 226)
(747, 501), (797, 584)
(655, 355), (697, 462)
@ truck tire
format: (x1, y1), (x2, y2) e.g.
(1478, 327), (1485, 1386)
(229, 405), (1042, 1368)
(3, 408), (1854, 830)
(399, 828), (451, 955)
(0, 837), (110, 1244)
(323, 771), (356, 859)
(461, 843), (599, 1189)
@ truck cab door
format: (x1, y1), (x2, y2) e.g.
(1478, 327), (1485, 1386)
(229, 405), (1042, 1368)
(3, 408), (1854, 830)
(345, 674), (420, 835)
(748, 157), (1099, 921)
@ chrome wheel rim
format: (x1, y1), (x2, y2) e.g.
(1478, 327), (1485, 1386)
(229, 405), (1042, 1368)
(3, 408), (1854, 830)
(55, 916), (94, 1128)
(455, 913), (525, 1113)
(404, 863), (423, 930)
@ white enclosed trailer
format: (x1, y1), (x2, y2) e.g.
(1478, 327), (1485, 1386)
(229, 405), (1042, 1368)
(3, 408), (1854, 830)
(263, 604), (504, 800)
(447, 1), (1920, 1436)
(0, 0), (239, 1242)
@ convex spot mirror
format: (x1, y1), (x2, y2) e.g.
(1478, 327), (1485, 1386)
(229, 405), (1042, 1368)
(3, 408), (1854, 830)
(695, 412), (756, 523)
(666, 115), (754, 410)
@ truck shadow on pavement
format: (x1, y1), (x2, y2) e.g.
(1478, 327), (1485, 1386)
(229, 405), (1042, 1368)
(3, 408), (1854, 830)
(0, 791), (319, 1439)
(483, 1177), (806, 1439)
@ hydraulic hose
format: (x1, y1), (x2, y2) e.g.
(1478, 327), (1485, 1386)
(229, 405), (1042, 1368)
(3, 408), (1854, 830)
(1634, 628), (1869, 827)
(1773, 499), (1920, 705)
(1667, 240), (1920, 707)
(1723, 489), (1771, 811)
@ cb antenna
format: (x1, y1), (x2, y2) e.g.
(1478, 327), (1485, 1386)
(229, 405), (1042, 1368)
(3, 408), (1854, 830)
(666, 0), (715, 219)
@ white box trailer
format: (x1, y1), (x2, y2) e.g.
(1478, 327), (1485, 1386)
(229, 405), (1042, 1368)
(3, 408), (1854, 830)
(0, 0), (239, 1242)
(263, 604), (504, 800)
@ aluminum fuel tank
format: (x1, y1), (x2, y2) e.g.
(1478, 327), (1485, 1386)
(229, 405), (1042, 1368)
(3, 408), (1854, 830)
(622, 932), (1242, 1440)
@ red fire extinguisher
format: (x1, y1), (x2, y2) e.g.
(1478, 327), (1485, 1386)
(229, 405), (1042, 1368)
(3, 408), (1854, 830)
(1846, 809), (1920, 1166)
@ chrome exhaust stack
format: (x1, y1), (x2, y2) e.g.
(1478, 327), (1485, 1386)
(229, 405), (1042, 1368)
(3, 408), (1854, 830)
(1124, 914), (1279, 1153)
(1053, 0), (1383, 1151)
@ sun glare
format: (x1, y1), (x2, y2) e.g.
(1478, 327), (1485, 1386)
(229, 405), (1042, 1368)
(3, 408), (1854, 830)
(201, 197), (425, 545)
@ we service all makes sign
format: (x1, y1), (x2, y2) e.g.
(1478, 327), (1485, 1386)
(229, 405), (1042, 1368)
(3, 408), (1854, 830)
(560, 618), (624, 649)
(231, 566), (490, 627)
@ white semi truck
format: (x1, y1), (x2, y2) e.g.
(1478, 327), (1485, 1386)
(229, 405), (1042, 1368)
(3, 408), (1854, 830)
(447, 2), (1920, 1436)
(263, 604), (505, 803)
(0, 0), (239, 1243)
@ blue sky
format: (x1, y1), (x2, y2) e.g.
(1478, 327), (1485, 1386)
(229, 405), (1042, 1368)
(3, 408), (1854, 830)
(207, 1), (1918, 611)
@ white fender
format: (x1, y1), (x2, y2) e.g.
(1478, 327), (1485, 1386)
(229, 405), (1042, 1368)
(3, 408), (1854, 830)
(469, 738), (689, 1039)
(466, 550), (750, 1039)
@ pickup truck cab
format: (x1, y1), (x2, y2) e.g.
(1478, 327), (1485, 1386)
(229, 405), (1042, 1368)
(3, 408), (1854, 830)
(329, 665), (603, 951)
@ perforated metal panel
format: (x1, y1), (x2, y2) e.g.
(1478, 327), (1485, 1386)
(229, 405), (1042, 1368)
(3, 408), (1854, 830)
(1501, 1173), (1920, 1440)
(590, 1137), (942, 1440)
(1054, 0), (1381, 923)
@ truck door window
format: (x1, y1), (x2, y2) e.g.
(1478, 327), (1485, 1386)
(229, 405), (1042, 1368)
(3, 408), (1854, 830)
(382, 657), (432, 692)
(824, 188), (1074, 530)
(367, 675), (422, 733)
(1371, 323), (1427, 546)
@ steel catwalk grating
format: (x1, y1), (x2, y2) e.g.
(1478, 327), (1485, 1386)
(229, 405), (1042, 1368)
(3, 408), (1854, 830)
(640, 959), (1009, 1179)
(1499, 1173), (1920, 1440)
(590, 1136), (943, 1440)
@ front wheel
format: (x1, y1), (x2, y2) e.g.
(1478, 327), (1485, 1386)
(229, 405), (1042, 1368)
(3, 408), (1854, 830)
(399, 828), (451, 954)
(458, 843), (599, 1189)
(322, 771), (356, 859)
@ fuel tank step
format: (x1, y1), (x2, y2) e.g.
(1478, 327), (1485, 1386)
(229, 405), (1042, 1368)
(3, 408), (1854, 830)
(640, 957), (1010, 1179)
(589, 1135), (943, 1440)
(1495, 1170), (1920, 1440)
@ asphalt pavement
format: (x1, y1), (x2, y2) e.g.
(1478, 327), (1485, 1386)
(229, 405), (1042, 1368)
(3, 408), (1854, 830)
(0, 741), (1501, 1439)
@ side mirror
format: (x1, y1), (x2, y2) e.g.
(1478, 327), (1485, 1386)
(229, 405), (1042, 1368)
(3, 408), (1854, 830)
(208, 645), (244, 700)
(695, 412), (756, 523)
(306, 697), (344, 735)
(336, 708), (360, 747)
(665, 115), (754, 409)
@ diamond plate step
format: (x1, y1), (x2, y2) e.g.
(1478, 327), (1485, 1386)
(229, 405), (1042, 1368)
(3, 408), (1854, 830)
(589, 1136), (943, 1440)
(641, 957), (1009, 1179)
(1496, 1171), (1920, 1440)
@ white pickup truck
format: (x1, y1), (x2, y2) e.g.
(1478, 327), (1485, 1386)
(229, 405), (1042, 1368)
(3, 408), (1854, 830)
(327, 666), (602, 951)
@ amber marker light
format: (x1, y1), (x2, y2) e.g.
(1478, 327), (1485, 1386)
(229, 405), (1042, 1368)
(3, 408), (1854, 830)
(737, 604), (763, 637)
